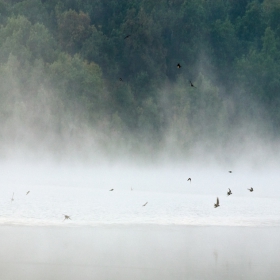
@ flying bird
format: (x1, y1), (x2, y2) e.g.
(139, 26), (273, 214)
(187, 178), (191, 183)
(227, 188), (232, 196)
(214, 197), (220, 208)
(11, 192), (14, 202)
(142, 202), (148, 207)
(119, 78), (123, 82)
(248, 187), (253, 192)
(124, 34), (131, 39)
(228, 171), (232, 173)
(63, 215), (71, 221)
(109, 189), (114, 191)
(177, 63), (181, 69)
(189, 80), (196, 88)
(26, 191), (30, 195)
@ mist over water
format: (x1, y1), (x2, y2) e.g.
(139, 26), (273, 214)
(1, 74), (280, 279)
(1, 5), (280, 279)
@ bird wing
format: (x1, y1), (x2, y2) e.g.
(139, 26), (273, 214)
(217, 197), (219, 204)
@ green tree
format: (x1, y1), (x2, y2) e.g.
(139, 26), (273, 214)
(57, 9), (94, 54)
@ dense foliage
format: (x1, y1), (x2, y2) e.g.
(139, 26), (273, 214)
(0, 0), (279, 157)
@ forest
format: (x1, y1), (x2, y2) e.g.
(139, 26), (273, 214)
(0, 0), (279, 159)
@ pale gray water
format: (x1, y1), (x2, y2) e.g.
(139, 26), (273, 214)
(0, 225), (279, 280)
(0, 164), (280, 279)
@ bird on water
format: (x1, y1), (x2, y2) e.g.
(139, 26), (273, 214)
(26, 191), (30, 195)
(227, 188), (232, 196)
(142, 202), (148, 207)
(214, 197), (220, 208)
(248, 187), (253, 192)
(109, 189), (114, 191)
(187, 178), (191, 183)
(177, 63), (181, 69)
(63, 215), (71, 221)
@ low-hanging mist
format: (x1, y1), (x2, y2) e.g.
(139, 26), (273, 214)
(0, 66), (277, 167)
(1, 3), (280, 280)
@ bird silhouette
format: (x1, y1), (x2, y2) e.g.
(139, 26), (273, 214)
(248, 187), (253, 192)
(63, 215), (71, 221)
(26, 191), (30, 195)
(124, 34), (131, 39)
(214, 197), (220, 208)
(142, 202), (148, 207)
(109, 189), (114, 191)
(187, 178), (191, 183)
(189, 80), (196, 88)
(228, 171), (232, 173)
(227, 188), (232, 196)
(119, 78), (123, 81)
(177, 63), (181, 69)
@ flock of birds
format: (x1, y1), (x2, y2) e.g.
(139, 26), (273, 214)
(6, 35), (254, 222)
(8, 169), (255, 222)
(212, 171), (254, 208)
(118, 38), (254, 210)
(186, 170), (254, 209)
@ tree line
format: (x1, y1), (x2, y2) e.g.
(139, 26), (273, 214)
(0, 0), (279, 156)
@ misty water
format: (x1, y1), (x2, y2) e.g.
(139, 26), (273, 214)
(0, 162), (279, 279)
(1, 162), (280, 227)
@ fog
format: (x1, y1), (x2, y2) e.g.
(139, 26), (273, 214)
(1, 159), (280, 197)
(1, 35), (280, 280)
(1, 75), (280, 278)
